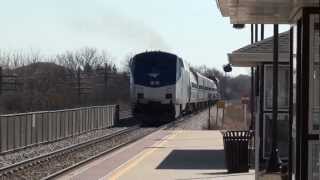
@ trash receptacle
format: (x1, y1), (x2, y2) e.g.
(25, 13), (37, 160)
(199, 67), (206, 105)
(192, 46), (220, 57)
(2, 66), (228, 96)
(223, 130), (253, 173)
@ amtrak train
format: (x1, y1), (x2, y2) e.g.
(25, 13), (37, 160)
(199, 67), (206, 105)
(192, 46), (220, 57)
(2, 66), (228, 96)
(130, 51), (219, 121)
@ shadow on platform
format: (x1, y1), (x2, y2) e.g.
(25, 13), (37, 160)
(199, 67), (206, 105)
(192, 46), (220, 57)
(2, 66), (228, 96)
(156, 149), (225, 170)
(175, 172), (255, 180)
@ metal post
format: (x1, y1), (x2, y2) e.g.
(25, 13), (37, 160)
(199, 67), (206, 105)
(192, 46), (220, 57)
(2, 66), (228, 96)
(288, 27), (294, 180)
(208, 103), (211, 129)
(255, 24), (258, 42)
(77, 68), (81, 106)
(104, 63), (108, 103)
(267, 24), (281, 172)
(251, 25), (254, 44)
(115, 105), (120, 126)
(261, 24), (265, 40)
(244, 103), (247, 129)
(250, 23), (256, 131)
(251, 68), (254, 129)
(216, 105), (219, 126)
(222, 106), (224, 127)
(255, 24), (265, 176)
(0, 67), (2, 95)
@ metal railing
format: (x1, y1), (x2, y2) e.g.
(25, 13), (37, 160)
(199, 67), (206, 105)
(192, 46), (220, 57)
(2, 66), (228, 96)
(0, 105), (119, 153)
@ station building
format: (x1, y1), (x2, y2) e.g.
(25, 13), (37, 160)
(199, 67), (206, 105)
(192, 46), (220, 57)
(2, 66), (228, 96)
(215, 1), (320, 179)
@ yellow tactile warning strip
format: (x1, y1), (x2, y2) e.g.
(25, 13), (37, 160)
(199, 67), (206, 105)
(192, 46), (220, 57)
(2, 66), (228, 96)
(105, 130), (181, 180)
(104, 130), (254, 180)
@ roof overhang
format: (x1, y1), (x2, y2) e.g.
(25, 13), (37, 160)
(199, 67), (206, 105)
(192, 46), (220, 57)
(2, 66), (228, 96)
(228, 53), (290, 67)
(216, 0), (319, 24)
(228, 31), (290, 67)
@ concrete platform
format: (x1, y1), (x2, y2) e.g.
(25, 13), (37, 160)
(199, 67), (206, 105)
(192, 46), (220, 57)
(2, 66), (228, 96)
(59, 129), (254, 180)
(107, 130), (254, 180)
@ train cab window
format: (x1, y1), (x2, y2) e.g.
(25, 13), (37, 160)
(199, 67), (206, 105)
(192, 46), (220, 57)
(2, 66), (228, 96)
(179, 59), (184, 69)
(176, 58), (181, 80)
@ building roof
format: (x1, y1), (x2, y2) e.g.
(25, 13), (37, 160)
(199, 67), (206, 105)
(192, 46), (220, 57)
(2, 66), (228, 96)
(235, 31), (289, 54)
(228, 31), (290, 67)
(216, 0), (317, 24)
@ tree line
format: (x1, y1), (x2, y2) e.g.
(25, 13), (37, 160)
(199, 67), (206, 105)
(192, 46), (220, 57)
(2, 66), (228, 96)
(0, 47), (129, 114)
(0, 48), (250, 114)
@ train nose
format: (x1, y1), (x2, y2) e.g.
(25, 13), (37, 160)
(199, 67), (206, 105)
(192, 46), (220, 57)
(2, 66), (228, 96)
(135, 86), (174, 104)
(148, 73), (160, 78)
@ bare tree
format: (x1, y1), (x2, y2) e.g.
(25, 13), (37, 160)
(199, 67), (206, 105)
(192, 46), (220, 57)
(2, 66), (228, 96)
(0, 50), (42, 70)
(56, 51), (78, 73)
(121, 53), (133, 75)
(0, 47), (132, 114)
(56, 47), (114, 73)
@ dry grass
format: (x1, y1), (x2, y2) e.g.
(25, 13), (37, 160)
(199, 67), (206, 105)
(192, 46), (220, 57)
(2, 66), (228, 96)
(222, 100), (251, 130)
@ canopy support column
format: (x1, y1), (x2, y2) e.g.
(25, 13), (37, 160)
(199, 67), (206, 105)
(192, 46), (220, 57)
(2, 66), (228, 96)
(267, 24), (281, 172)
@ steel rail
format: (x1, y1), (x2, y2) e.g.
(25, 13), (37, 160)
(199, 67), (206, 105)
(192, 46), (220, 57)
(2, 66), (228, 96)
(0, 111), (194, 179)
(0, 125), (140, 178)
(42, 115), (193, 179)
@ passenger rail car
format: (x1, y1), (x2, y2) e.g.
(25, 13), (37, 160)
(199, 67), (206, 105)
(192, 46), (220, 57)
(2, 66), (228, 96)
(130, 51), (219, 122)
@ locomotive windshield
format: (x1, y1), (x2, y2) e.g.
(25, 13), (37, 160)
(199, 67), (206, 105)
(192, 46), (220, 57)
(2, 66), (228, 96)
(131, 52), (177, 87)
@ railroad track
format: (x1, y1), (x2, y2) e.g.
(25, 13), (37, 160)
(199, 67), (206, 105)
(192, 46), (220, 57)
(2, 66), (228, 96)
(0, 114), (191, 180)
(0, 125), (145, 179)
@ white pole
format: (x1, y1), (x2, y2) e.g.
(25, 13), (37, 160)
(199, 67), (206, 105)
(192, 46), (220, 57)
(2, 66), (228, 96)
(208, 104), (211, 129)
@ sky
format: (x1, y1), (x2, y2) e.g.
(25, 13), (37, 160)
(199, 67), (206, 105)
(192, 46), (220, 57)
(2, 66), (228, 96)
(0, 0), (289, 76)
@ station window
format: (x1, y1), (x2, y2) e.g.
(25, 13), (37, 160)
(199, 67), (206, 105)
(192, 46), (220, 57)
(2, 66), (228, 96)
(309, 141), (320, 180)
(264, 65), (290, 111)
